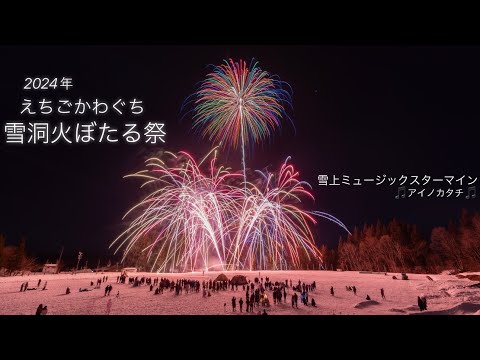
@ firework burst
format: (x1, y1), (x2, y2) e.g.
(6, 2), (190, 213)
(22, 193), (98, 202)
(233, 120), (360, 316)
(112, 151), (350, 272)
(193, 58), (292, 184)
(113, 59), (349, 272)
(231, 157), (350, 270)
(110, 148), (243, 272)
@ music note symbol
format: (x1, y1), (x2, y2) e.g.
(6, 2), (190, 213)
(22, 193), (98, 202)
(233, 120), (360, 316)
(395, 186), (406, 199)
(466, 186), (476, 199)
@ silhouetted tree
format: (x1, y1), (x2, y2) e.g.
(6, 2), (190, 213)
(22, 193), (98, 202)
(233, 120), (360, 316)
(0, 234), (5, 270)
(17, 237), (26, 270)
(431, 226), (464, 271)
(459, 212), (480, 270)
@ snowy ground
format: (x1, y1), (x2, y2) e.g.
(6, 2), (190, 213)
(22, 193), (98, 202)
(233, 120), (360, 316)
(1, 270), (479, 315)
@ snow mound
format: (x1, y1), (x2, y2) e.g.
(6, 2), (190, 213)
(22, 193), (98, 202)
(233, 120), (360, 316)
(456, 274), (480, 281)
(389, 308), (407, 313)
(441, 269), (457, 275)
(354, 300), (380, 309)
(444, 287), (480, 301)
(426, 290), (451, 299)
(418, 302), (480, 315)
(440, 290), (452, 297)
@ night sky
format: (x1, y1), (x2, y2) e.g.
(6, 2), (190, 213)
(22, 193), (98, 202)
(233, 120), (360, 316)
(1, 46), (479, 264)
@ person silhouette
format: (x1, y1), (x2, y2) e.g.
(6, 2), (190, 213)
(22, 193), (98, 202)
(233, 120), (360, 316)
(35, 304), (43, 315)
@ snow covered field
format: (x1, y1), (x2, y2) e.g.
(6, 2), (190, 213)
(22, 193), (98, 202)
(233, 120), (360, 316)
(1, 270), (479, 315)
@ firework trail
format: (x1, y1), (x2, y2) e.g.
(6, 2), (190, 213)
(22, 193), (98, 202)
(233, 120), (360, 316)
(193, 58), (292, 186)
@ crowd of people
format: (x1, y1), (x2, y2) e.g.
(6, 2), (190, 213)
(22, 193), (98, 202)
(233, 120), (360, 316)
(215, 277), (321, 314)
(25, 271), (431, 315)
(20, 279), (47, 292)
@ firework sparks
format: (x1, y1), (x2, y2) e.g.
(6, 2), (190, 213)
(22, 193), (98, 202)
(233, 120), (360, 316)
(113, 57), (345, 273)
(193, 58), (292, 185)
(112, 152), (349, 272)
(231, 157), (350, 270)
(110, 148), (243, 272)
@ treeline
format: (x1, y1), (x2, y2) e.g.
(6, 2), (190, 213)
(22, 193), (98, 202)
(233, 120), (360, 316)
(318, 209), (480, 274)
(0, 235), (37, 275)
